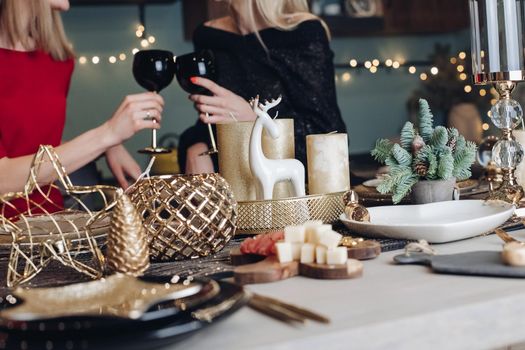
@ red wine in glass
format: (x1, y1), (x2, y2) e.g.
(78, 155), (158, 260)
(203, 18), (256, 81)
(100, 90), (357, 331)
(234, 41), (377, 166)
(175, 50), (219, 156)
(175, 50), (216, 94)
(132, 49), (175, 154)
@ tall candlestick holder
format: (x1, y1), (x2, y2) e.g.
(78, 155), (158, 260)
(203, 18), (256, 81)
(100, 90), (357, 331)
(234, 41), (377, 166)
(469, 0), (525, 205)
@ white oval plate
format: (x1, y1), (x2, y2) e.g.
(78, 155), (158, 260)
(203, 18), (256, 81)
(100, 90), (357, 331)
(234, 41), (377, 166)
(339, 200), (515, 243)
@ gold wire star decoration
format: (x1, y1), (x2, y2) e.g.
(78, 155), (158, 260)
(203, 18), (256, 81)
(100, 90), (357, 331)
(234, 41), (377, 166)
(0, 145), (119, 287)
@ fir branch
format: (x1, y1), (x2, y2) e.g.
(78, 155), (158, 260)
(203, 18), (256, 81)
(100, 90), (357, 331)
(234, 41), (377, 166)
(371, 139), (393, 164)
(391, 144), (412, 167)
(418, 98), (434, 143)
(455, 135), (466, 154)
(437, 148), (454, 180)
(377, 166), (413, 197)
(447, 128), (459, 140)
(426, 149), (439, 180)
(454, 168), (472, 181)
(453, 140), (476, 180)
(430, 126), (448, 150)
(400, 122), (416, 152)
(391, 174), (419, 204)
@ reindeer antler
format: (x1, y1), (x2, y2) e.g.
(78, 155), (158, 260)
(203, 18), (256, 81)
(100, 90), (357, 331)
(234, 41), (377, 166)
(249, 95), (260, 110)
(258, 95), (282, 112)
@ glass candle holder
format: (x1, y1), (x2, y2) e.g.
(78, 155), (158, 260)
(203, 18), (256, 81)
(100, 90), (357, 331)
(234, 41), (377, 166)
(469, 0), (525, 204)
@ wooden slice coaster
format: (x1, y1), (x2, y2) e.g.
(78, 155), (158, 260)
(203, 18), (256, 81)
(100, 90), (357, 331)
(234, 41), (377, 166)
(230, 247), (266, 266)
(346, 240), (381, 260)
(234, 256), (300, 285)
(299, 259), (363, 280)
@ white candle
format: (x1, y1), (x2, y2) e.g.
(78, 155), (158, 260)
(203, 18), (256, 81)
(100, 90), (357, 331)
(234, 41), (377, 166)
(503, 0), (520, 71)
(486, 0), (501, 72)
(306, 133), (350, 195)
(470, 0), (482, 74)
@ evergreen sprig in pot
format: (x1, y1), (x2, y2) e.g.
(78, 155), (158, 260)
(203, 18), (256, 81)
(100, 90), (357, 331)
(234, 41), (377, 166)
(371, 99), (477, 204)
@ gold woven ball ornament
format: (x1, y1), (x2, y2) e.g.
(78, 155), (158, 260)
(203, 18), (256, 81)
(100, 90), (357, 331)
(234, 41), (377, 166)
(105, 194), (150, 277)
(127, 174), (237, 261)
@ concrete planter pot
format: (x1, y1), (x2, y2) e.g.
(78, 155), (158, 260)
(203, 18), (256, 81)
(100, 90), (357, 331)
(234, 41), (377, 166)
(411, 178), (457, 204)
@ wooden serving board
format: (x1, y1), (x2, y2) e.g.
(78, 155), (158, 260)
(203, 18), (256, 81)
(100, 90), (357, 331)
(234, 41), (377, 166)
(346, 241), (381, 260)
(231, 248), (363, 284)
(300, 261), (363, 280)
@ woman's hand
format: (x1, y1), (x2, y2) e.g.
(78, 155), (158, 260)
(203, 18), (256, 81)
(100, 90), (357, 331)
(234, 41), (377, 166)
(105, 144), (142, 189)
(103, 92), (164, 146)
(189, 77), (256, 124)
(185, 142), (214, 174)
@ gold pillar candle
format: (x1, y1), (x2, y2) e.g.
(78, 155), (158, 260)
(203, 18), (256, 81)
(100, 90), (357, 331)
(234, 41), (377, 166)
(217, 119), (295, 201)
(262, 119), (295, 199)
(306, 133), (350, 195)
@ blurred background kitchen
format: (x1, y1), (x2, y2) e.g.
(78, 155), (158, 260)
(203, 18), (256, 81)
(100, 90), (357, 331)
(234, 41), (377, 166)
(64, 0), (492, 182)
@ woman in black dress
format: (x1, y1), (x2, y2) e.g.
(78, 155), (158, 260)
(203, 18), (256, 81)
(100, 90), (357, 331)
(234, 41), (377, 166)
(179, 0), (347, 174)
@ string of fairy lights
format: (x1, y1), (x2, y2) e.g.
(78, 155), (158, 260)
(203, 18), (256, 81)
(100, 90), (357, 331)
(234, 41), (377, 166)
(77, 24), (162, 66)
(77, 24), (496, 131)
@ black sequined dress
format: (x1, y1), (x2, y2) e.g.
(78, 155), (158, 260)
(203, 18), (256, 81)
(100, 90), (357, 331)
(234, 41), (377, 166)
(178, 20), (347, 172)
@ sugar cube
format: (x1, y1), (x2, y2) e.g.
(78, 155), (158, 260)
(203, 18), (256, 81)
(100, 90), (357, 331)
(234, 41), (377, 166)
(300, 243), (315, 264)
(326, 247), (348, 265)
(291, 243), (303, 261)
(318, 230), (342, 249)
(309, 224), (332, 244)
(284, 225), (306, 243)
(315, 245), (327, 264)
(275, 242), (293, 263)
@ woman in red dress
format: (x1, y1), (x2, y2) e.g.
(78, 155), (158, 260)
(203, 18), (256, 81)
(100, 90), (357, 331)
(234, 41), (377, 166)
(0, 0), (164, 217)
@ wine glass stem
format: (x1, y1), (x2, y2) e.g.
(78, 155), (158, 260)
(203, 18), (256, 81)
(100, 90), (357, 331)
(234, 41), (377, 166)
(152, 126), (157, 149)
(152, 91), (159, 150)
(206, 112), (218, 152)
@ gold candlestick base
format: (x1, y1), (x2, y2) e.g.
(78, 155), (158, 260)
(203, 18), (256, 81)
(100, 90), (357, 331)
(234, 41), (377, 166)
(488, 168), (524, 205)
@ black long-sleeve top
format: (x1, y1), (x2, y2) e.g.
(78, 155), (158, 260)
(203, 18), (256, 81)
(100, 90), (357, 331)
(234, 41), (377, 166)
(178, 19), (347, 172)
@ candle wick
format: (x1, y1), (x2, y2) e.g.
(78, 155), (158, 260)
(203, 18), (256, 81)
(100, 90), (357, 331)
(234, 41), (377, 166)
(327, 131), (338, 135)
(273, 111), (279, 120)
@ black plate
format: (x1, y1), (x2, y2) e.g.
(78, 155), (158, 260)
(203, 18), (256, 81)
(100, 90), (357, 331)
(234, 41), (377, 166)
(0, 280), (247, 350)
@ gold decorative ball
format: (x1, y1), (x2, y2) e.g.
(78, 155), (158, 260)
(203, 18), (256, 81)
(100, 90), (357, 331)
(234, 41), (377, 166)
(344, 205), (370, 222)
(126, 174), (237, 261)
(343, 190), (370, 222)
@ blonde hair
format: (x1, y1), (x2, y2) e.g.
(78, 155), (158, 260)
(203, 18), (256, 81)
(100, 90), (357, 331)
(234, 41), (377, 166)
(230, 0), (330, 46)
(0, 0), (74, 60)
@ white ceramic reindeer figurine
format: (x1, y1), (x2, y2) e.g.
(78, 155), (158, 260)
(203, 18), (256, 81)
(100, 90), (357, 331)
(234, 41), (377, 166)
(249, 96), (306, 200)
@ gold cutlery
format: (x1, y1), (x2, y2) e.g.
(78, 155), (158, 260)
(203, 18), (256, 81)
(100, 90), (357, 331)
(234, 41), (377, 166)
(247, 292), (330, 325)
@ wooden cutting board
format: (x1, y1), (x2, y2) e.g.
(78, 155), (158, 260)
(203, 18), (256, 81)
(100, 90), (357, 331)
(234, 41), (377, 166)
(394, 251), (525, 278)
(231, 248), (363, 284)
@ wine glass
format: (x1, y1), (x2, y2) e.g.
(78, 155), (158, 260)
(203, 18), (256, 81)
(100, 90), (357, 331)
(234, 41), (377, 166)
(132, 49), (175, 154)
(175, 50), (218, 156)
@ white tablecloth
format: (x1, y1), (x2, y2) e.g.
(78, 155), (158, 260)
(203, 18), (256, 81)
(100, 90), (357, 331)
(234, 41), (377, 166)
(174, 231), (525, 350)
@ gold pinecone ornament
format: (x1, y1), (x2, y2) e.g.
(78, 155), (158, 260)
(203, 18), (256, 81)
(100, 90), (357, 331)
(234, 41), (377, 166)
(105, 194), (150, 277)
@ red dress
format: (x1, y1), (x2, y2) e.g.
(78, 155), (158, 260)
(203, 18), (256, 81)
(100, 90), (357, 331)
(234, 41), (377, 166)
(0, 48), (74, 218)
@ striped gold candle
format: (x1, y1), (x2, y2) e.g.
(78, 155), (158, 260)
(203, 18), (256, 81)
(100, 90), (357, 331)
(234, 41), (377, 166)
(217, 119), (295, 201)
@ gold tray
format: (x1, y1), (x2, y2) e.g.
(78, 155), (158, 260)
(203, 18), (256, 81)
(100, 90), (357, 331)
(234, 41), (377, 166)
(237, 192), (345, 234)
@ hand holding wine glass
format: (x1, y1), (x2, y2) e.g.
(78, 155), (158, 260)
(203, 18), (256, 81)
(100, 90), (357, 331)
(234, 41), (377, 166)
(132, 49), (175, 154)
(188, 77), (256, 124)
(175, 50), (219, 156)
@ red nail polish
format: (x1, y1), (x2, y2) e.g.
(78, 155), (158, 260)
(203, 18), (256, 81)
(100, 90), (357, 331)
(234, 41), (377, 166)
(190, 77), (198, 83)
